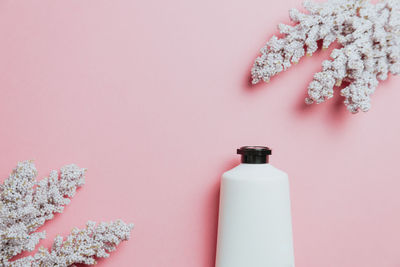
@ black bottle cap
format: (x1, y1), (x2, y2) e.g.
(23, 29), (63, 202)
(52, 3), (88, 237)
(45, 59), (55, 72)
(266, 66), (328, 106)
(237, 146), (272, 164)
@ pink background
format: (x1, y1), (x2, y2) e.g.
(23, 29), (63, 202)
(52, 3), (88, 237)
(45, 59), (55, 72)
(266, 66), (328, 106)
(0, 0), (399, 266)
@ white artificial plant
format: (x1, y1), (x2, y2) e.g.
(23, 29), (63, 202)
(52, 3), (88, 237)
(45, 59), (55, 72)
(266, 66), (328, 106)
(251, 0), (400, 113)
(0, 161), (133, 267)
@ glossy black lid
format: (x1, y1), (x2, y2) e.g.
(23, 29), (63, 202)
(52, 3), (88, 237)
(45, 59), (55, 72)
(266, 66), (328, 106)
(237, 146), (272, 164)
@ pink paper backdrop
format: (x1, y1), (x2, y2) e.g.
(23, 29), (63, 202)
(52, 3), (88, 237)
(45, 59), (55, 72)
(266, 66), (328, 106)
(0, 0), (399, 266)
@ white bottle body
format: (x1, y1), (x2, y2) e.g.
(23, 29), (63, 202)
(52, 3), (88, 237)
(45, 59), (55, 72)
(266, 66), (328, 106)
(215, 163), (295, 267)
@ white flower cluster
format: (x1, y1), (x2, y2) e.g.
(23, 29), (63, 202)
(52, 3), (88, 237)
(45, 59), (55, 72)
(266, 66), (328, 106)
(10, 220), (133, 267)
(0, 161), (133, 266)
(251, 0), (400, 113)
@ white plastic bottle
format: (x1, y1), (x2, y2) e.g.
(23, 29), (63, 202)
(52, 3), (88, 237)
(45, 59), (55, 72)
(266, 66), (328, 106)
(215, 146), (295, 267)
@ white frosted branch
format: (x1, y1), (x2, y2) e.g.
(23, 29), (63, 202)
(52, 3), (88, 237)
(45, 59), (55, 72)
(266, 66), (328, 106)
(251, 0), (400, 113)
(10, 220), (134, 267)
(0, 161), (133, 266)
